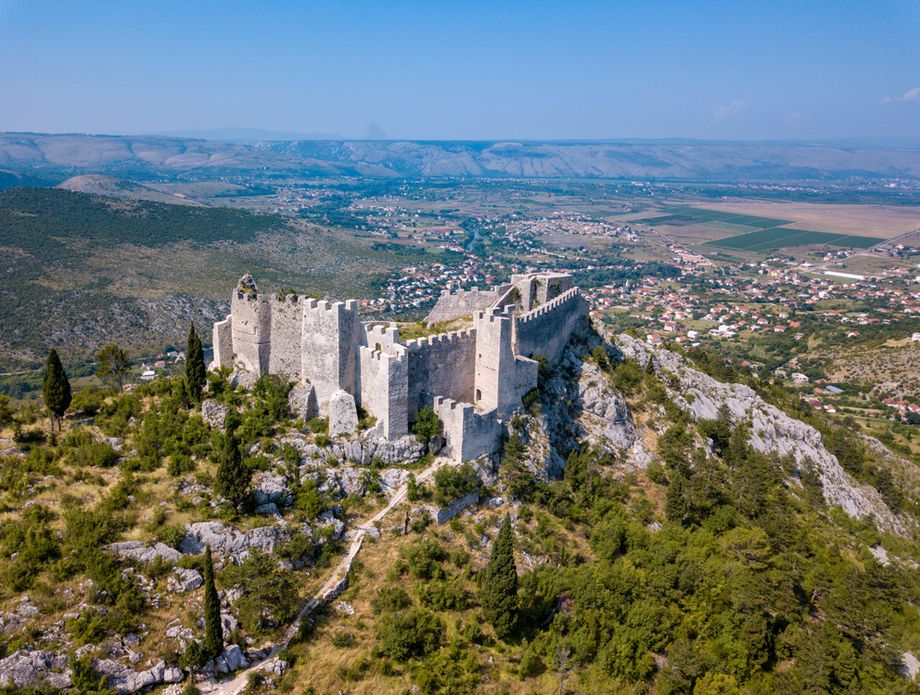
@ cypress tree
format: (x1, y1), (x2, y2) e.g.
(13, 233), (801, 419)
(214, 424), (250, 510)
(185, 322), (206, 404)
(481, 514), (518, 639)
(42, 348), (71, 431)
(202, 545), (224, 657)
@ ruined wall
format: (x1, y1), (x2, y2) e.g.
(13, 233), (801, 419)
(405, 329), (476, 420)
(267, 296), (304, 380)
(301, 299), (360, 410)
(363, 323), (401, 353)
(230, 290), (272, 374)
(474, 307), (538, 419)
(514, 288), (588, 364)
(358, 345), (409, 439)
(425, 285), (510, 325)
(430, 395), (502, 462)
(212, 317), (233, 369)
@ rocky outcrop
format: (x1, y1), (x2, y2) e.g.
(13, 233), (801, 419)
(329, 389), (359, 437)
(614, 333), (907, 535)
(201, 399), (229, 430)
(179, 521), (298, 562)
(166, 568), (203, 593)
(109, 541), (182, 564)
(0, 649), (70, 690)
(94, 658), (184, 693)
(288, 382), (318, 421)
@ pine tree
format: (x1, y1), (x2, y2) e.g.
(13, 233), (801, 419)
(214, 424), (250, 510)
(185, 322), (206, 404)
(481, 514), (518, 639)
(42, 348), (71, 431)
(96, 343), (130, 390)
(202, 545), (224, 658)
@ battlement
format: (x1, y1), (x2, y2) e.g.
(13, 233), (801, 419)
(515, 287), (582, 326)
(474, 304), (515, 324)
(404, 327), (476, 350)
(304, 298), (358, 314)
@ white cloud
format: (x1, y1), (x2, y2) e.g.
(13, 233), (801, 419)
(713, 100), (748, 121)
(902, 87), (920, 103)
(882, 87), (920, 104)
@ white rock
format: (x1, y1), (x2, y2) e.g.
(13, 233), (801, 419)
(201, 399), (230, 429)
(109, 541), (181, 564)
(288, 382), (318, 421)
(166, 568), (203, 593)
(328, 389), (358, 437)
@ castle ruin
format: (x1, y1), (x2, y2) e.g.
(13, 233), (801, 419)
(212, 272), (588, 461)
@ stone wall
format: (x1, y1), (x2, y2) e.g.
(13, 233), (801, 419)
(514, 288), (588, 364)
(474, 306), (538, 419)
(405, 329), (476, 420)
(301, 299), (360, 410)
(426, 285), (510, 325)
(357, 345), (409, 439)
(230, 290), (272, 374)
(212, 316), (233, 369)
(430, 395), (502, 462)
(267, 296), (304, 380)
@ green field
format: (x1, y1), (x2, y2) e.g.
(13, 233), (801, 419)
(706, 226), (879, 251)
(636, 206), (791, 228)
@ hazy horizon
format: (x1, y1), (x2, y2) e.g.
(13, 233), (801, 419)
(2, 1), (919, 142)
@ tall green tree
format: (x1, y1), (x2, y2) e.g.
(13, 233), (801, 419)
(481, 514), (518, 639)
(202, 545), (224, 658)
(96, 343), (130, 390)
(43, 348), (72, 431)
(185, 323), (206, 404)
(214, 423), (250, 510)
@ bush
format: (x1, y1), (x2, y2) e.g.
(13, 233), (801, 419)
(433, 463), (480, 507)
(372, 586), (413, 613)
(306, 417), (328, 435)
(331, 630), (355, 648)
(418, 577), (469, 611)
(413, 407), (440, 443)
(69, 441), (119, 468)
(157, 523), (187, 550)
(221, 552), (299, 634)
(403, 538), (447, 580)
(376, 608), (444, 660)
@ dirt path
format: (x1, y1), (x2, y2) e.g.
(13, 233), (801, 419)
(197, 455), (450, 694)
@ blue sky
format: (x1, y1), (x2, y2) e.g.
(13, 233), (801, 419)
(1, 0), (918, 141)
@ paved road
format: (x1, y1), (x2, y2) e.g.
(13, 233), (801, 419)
(197, 454), (451, 694)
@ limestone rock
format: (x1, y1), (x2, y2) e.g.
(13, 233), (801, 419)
(109, 541), (181, 564)
(179, 521), (291, 562)
(615, 332), (907, 535)
(166, 568), (203, 593)
(230, 368), (258, 390)
(0, 649), (70, 690)
(201, 399), (230, 429)
(252, 471), (291, 507)
(214, 644), (248, 674)
(288, 382), (318, 421)
(329, 389), (358, 437)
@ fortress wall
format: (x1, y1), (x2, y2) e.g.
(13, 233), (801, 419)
(425, 285), (510, 325)
(212, 317), (233, 369)
(358, 346), (409, 439)
(230, 291), (272, 374)
(514, 288), (589, 364)
(405, 329), (476, 420)
(363, 322), (401, 353)
(430, 395), (502, 462)
(301, 299), (360, 410)
(267, 296), (304, 380)
(474, 306), (537, 418)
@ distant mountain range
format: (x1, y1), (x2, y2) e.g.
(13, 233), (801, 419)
(2, 132), (920, 183)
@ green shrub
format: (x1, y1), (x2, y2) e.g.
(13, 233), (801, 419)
(376, 608), (444, 660)
(372, 586), (413, 613)
(413, 407), (440, 443)
(331, 630), (355, 648)
(307, 417), (329, 435)
(221, 552), (299, 634)
(403, 537), (447, 580)
(418, 577), (469, 611)
(433, 463), (480, 507)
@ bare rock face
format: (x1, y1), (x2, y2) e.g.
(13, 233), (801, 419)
(328, 389), (358, 437)
(201, 399), (229, 430)
(288, 382), (318, 421)
(166, 568), (203, 593)
(179, 521), (296, 562)
(108, 541), (182, 564)
(0, 650), (71, 690)
(614, 332), (907, 535)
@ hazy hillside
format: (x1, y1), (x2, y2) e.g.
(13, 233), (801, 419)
(3, 133), (920, 182)
(0, 188), (407, 374)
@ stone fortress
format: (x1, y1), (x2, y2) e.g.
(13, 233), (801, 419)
(212, 272), (589, 461)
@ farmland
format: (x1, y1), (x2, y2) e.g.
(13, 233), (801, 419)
(705, 226), (880, 251)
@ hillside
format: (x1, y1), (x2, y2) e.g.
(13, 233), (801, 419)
(0, 188), (410, 375)
(3, 133), (920, 182)
(0, 324), (917, 693)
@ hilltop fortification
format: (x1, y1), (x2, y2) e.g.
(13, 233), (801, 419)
(212, 272), (589, 461)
